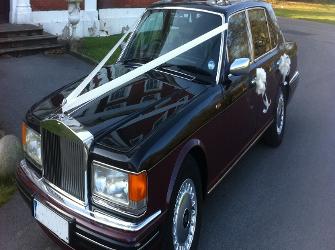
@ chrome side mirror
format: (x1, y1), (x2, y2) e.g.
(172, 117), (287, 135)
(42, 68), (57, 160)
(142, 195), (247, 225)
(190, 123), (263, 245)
(229, 58), (250, 76)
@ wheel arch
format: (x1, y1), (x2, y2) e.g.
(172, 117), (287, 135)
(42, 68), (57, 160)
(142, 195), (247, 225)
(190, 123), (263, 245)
(166, 139), (208, 205)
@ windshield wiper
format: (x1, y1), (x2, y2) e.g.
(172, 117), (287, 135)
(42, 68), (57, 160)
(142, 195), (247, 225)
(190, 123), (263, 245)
(122, 57), (152, 65)
(157, 63), (212, 81)
(174, 65), (212, 77)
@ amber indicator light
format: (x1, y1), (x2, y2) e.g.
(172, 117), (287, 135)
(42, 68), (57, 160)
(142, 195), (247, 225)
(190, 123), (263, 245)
(129, 172), (147, 202)
(22, 122), (27, 146)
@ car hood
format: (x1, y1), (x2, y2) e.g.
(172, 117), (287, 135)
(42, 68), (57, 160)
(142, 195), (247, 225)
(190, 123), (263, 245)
(29, 63), (208, 153)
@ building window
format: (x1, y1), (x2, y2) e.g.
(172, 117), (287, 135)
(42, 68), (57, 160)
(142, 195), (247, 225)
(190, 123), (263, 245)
(141, 93), (161, 103)
(144, 80), (163, 92)
(108, 86), (131, 103)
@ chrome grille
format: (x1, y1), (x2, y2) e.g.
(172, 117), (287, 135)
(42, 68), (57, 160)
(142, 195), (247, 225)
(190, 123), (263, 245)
(42, 128), (86, 201)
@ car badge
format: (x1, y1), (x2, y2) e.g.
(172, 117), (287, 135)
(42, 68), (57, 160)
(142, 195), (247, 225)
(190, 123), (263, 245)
(208, 60), (215, 71)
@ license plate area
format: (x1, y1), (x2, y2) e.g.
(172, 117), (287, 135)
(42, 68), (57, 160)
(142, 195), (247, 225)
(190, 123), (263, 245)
(33, 199), (70, 243)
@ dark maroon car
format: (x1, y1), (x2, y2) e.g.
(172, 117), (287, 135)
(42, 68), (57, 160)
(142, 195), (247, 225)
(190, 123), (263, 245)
(16, 1), (299, 249)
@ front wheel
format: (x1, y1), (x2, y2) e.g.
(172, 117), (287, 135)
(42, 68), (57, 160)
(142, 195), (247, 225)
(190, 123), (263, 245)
(164, 156), (202, 250)
(263, 87), (286, 147)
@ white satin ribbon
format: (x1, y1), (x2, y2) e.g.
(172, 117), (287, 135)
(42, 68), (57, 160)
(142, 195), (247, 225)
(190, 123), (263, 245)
(62, 23), (228, 113)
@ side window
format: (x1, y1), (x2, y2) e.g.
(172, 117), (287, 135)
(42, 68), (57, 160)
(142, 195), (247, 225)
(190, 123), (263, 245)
(248, 8), (271, 59)
(267, 11), (278, 49)
(227, 11), (251, 62)
(267, 7), (285, 44)
(139, 11), (163, 32)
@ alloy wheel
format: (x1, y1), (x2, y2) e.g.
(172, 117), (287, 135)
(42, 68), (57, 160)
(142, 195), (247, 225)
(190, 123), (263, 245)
(276, 92), (285, 135)
(172, 179), (198, 250)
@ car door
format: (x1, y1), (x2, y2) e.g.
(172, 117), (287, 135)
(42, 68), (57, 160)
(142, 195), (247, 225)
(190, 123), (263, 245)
(246, 7), (282, 133)
(213, 10), (257, 172)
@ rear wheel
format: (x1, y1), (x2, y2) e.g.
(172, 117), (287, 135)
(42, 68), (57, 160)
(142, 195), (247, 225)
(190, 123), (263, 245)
(263, 87), (286, 147)
(164, 156), (202, 250)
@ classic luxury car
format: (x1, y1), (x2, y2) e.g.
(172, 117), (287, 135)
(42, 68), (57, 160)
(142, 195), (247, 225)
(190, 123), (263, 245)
(16, 0), (299, 249)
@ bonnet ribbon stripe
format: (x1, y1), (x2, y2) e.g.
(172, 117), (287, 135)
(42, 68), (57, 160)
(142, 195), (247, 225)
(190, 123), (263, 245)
(62, 23), (228, 113)
(66, 30), (132, 102)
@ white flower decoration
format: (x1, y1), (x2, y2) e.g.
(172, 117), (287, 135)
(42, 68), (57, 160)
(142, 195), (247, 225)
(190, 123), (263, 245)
(255, 68), (267, 95)
(279, 54), (291, 85)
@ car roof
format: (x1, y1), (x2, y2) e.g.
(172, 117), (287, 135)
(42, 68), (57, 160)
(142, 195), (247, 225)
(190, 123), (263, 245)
(151, 0), (271, 18)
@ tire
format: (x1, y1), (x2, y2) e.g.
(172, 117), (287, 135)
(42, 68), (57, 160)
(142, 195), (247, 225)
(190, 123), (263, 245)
(163, 156), (202, 250)
(263, 87), (286, 147)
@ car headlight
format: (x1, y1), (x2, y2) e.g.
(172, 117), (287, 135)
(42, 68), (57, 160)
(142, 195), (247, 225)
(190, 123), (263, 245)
(92, 161), (147, 215)
(22, 123), (42, 167)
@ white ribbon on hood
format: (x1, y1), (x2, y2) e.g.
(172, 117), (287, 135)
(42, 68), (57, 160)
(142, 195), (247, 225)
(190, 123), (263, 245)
(62, 23), (228, 113)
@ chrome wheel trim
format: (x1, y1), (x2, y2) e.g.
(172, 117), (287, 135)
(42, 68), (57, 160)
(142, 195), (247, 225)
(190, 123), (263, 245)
(172, 179), (198, 250)
(276, 92), (285, 135)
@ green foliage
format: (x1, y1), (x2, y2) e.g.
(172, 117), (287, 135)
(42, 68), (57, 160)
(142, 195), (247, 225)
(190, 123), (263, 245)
(273, 1), (335, 25)
(78, 34), (124, 64)
(270, 0), (335, 3)
(0, 175), (16, 207)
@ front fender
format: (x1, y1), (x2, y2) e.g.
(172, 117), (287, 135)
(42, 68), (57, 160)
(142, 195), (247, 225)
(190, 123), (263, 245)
(165, 138), (207, 205)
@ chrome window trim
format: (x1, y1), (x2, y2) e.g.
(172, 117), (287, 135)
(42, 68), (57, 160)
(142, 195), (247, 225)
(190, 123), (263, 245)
(154, 68), (196, 81)
(264, 8), (273, 50)
(245, 8), (255, 61)
(246, 7), (278, 63)
(253, 45), (278, 63)
(265, 8), (279, 49)
(117, 17), (142, 62)
(20, 159), (161, 232)
(129, 6), (226, 85)
(226, 9), (253, 63)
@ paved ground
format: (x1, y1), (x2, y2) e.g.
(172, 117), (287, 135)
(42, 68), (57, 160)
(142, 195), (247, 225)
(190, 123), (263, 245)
(0, 18), (335, 249)
(0, 54), (92, 249)
(0, 53), (92, 136)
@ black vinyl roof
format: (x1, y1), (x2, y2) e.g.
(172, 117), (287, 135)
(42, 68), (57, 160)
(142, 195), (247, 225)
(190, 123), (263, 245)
(151, 0), (271, 18)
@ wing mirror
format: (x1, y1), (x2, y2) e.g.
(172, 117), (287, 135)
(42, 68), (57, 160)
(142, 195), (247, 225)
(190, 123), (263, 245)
(229, 58), (251, 76)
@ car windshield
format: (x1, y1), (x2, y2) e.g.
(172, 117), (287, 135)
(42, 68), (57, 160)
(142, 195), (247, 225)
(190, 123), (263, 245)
(121, 9), (223, 84)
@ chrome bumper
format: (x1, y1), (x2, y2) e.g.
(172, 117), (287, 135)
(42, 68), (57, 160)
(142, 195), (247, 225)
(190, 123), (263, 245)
(19, 159), (161, 232)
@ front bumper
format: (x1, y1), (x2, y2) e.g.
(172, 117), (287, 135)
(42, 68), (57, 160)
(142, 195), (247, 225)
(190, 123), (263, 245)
(16, 159), (163, 250)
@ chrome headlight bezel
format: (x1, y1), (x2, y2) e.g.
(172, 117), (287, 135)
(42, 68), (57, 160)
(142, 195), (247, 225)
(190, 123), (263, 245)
(22, 123), (42, 168)
(91, 161), (147, 216)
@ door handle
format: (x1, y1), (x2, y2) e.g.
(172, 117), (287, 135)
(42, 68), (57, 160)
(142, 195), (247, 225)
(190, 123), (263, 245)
(251, 78), (257, 87)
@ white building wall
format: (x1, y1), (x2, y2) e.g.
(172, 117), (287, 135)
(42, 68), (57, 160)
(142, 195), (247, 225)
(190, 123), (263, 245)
(31, 10), (100, 38)
(98, 8), (145, 36)
(9, 0), (146, 38)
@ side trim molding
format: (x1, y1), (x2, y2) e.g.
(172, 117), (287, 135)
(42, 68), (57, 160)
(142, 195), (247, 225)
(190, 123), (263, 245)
(289, 71), (300, 85)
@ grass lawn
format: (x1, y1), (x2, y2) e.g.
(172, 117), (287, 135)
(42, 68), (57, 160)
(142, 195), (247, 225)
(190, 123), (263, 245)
(78, 34), (123, 64)
(0, 176), (16, 207)
(273, 1), (335, 25)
